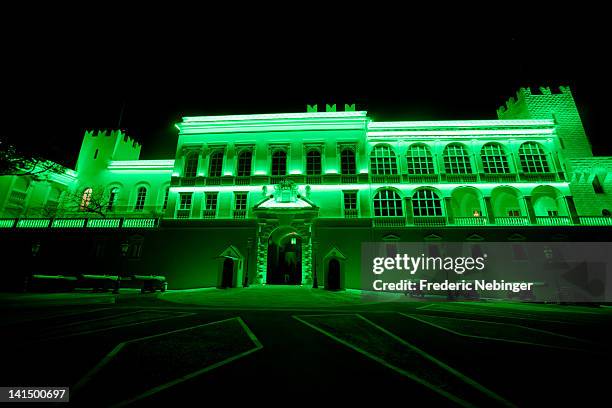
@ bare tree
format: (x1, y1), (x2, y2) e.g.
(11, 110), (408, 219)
(0, 141), (65, 180)
(59, 186), (114, 218)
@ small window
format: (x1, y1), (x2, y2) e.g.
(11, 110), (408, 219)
(406, 144), (434, 175)
(237, 150), (253, 177)
(481, 143), (510, 174)
(206, 192), (218, 211)
(593, 175), (604, 194)
(271, 150), (287, 176)
(412, 189), (442, 217)
(208, 151), (224, 177)
(370, 145), (398, 175)
(94, 149), (99, 159)
(179, 193), (192, 210)
(343, 191), (357, 210)
(234, 192), (247, 210)
(107, 187), (119, 211)
(134, 187), (147, 211)
(518, 142), (550, 173)
(602, 209), (611, 217)
(508, 209), (520, 217)
(443, 144), (472, 174)
(340, 148), (356, 175)
(184, 151), (199, 178)
(547, 210), (559, 217)
(306, 150), (322, 175)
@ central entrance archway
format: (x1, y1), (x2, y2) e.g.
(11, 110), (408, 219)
(267, 228), (302, 285)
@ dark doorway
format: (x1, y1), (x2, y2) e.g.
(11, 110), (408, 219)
(267, 233), (302, 284)
(221, 258), (234, 288)
(327, 258), (341, 290)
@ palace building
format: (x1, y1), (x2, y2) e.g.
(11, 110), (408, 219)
(1, 86), (611, 291)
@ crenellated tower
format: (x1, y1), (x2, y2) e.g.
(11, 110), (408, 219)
(76, 130), (141, 178)
(497, 86), (593, 162)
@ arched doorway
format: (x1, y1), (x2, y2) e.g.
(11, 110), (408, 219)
(327, 259), (341, 290)
(221, 258), (234, 288)
(267, 229), (302, 285)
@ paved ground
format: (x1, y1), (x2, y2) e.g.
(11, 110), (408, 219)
(2, 287), (611, 407)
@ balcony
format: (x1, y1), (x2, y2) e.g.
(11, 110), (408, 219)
(405, 174), (439, 183)
(480, 173), (518, 182)
(535, 216), (571, 226)
(373, 217), (406, 228)
(519, 172), (558, 182)
(270, 176), (286, 184)
(2, 217), (159, 229)
(344, 209), (358, 219)
(494, 216), (529, 226)
(454, 216), (488, 226)
(413, 216), (447, 227)
(305, 175), (322, 184)
(441, 173), (478, 183)
(233, 209), (246, 219)
(370, 174), (401, 184)
(235, 176), (251, 186)
(205, 177), (221, 186)
(202, 209), (216, 219)
(578, 216), (612, 226)
(180, 177), (196, 186)
(176, 209), (191, 219)
(341, 174), (358, 184)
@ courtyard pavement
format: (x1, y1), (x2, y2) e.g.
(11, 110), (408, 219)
(2, 287), (612, 406)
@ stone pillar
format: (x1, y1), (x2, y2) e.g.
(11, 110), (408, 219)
(484, 196), (495, 224)
(405, 198), (413, 225)
(524, 196), (537, 224)
(444, 197), (454, 224)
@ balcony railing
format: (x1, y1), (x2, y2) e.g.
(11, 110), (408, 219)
(233, 209), (246, 219)
(413, 216), (447, 227)
(454, 216), (488, 226)
(205, 177), (221, 186)
(373, 217), (406, 228)
(305, 175), (322, 184)
(235, 176), (251, 185)
(370, 174), (401, 183)
(405, 174), (439, 183)
(341, 175), (358, 184)
(480, 173), (518, 182)
(180, 177), (196, 186)
(344, 209), (358, 218)
(579, 216), (612, 226)
(535, 216), (571, 226)
(519, 172), (558, 182)
(202, 209), (217, 219)
(442, 173), (479, 183)
(176, 209), (191, 219)
(1, 217), (158, 229)
(494, 216), (530, 226)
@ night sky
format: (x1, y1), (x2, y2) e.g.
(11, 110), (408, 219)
(4, 24), (608, 168)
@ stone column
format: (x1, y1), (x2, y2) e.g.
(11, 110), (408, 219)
(564, 196), (580, 224)
(523, 196), (537, 224)
(444, 197), (454, 224)
(484, 196), (495, 224)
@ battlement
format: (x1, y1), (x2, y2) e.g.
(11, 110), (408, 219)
(497, 86), (573, 116)
(83, 129), (141, 150)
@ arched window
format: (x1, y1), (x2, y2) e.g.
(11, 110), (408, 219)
(208, 151), (224, 177)
(134, 187), (147, 211)
(183, 151), (199, 178)
(306, 150), (322, 175)
(481, 143), (510, 174)
(237, 150), (252, 177)
(340, 148), (356, 175)
(519, 142), (550, 173)
(412, 189), (442, 217)
(373, 189), (403, 217)
(370, 145), (398, 175)
(80, 187), (93, 210)
(107, 187), (119, 211)
(406, 144), (434, 174)
(271, 150), (287, 176)
(443, 144), (472, 174)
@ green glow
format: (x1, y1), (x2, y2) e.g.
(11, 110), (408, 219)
(182, 111), (368, 122)
(108, 160), (175, 170)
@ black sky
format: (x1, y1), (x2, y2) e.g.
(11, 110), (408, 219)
(4, 20), (608, 167)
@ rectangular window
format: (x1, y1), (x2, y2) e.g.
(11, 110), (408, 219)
(547, 210), (559, 217)
(162, 188), (169, 210)
(179, 193), (192, 210)
(508, 209), (520, 217)
(343, 191), (357, 210)
(204, 192), (218, 219)
(234, 192), (247, 210)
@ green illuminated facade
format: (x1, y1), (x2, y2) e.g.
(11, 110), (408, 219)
(1, 86), (611, 290)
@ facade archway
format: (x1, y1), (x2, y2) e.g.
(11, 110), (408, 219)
(267, 227), (302, 284)
(451, 186), (484, 217)
(491, 186), (524, 217)
(531, 186), (567, 216)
